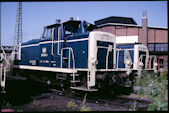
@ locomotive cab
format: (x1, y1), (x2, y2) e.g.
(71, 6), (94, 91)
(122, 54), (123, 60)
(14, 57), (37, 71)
(41, 23), (61, 40)
(63, 19), (96, 38)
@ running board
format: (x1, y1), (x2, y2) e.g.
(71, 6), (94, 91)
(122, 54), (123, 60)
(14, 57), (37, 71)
(70, 86), (98, 92)
(13, 65), (77, 73)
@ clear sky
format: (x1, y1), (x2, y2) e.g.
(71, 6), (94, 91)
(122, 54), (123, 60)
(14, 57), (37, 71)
(1, 1), (168, 46)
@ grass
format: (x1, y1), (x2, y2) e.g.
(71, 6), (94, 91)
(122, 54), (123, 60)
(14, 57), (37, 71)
(80, 105), (91, 112)
(67, 101), (78, 111)
(66, 93), (91, 111)
(32, 100), (40, 107)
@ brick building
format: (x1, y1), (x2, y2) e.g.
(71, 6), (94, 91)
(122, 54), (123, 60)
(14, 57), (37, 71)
(93, 12), (168, 71)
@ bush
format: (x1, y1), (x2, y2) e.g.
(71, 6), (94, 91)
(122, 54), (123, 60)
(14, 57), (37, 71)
(134, 70), (152, 87)
(134, 70), (168, 111)
(147, 71), (168, 111)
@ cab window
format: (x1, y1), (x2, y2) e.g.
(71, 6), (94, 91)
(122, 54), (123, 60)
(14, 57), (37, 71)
(63, 21), (81, 37)
(42, 28), (52, 39)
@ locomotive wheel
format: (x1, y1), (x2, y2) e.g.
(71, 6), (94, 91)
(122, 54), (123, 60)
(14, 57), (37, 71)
(97, 73), (114, 98)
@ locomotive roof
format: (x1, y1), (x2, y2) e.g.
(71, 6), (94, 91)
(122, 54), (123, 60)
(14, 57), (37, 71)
(63, 20), (96, 31)
(45, 20), (81, 29)
(45, 23), (61, 28)
(45, 20), (96, 32)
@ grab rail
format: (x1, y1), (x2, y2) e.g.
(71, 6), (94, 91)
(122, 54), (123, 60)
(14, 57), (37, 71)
(57, 27), (61, 55)
(60, 47), (75, 69)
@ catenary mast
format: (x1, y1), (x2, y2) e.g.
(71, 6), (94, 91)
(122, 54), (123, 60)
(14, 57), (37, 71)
(14, 2), (23, 59)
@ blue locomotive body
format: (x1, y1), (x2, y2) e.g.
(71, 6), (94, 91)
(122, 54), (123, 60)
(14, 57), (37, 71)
(18, 20), (93, 70)
(19, 34), (89, 69)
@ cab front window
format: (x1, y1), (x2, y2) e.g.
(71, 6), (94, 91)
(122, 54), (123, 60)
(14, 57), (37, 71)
(42, 28), (52, 39)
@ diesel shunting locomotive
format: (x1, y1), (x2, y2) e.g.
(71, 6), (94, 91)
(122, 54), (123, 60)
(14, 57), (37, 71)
(11, 18), (155, 93)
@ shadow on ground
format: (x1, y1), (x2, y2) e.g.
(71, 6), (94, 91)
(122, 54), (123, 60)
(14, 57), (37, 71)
(1, 77), (50, 106)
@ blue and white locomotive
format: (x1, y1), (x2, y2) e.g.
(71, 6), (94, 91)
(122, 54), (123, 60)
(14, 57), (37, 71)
(13, 18), (150, 92)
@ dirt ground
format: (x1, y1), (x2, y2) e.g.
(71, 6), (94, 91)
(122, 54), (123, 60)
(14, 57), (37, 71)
(1, 77), (129, 112)
(11, 93), (128, 112)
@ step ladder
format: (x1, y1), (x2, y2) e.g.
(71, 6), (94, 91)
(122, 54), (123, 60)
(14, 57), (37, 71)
(70, 86), (98, 92)
(70, 73), (80, 83)
(70, 73), (98, 92)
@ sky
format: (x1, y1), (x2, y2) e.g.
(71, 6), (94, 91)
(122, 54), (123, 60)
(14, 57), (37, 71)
(1, 1), (168, 46)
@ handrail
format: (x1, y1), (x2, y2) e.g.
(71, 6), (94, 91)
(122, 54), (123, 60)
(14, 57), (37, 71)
(97, 46), (114, 70)
(115, 48), (134, 69)
(147, 55), (157, 70)
(57, 27), (61, 55)
(51, 28), (55, 56)
(138, 54), (147, 68)
(116, 48), (120, 69)
(60, 47), (75, 69)
(106, 48), (109, 70)
(96, 46), (134, 70)
(124, 50), (132, 68)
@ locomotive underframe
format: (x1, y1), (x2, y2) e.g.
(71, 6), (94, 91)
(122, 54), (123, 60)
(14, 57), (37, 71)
(12, 66), (137, 93)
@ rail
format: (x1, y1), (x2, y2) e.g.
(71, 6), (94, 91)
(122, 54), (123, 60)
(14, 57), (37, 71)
(115, 48), (134, 69)
(60, 47), (75, 69)
(57, 27), (61, 55)
(60, 47), (77, 82)
(147, 55), (157, 70)
(51, 28), (55, 56)
(97, 45), (115, 70)
(96, 46), (134, 74)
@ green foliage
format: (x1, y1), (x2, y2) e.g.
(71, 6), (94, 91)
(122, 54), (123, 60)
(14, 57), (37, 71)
(67, 101), (78, 111)
(134, 70), (152, 87)
(129, 106), (135, 111)
(79, 93), (92, 112)
(134, 70), (168, 111)
(147, 98), (168, 111)
(80, 105), (91, 112)
(16, 108), (23, 112)
(32, 100), (40, 107)
(2, 101), (11, 108)
(66, 94), (92, 111)
(6, 102), (11, 108)
(146, 71), (168, 111)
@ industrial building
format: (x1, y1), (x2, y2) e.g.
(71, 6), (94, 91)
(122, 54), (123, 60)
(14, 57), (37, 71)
(93, 12), (168, 72)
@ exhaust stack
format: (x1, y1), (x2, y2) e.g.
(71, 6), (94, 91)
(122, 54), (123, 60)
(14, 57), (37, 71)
(142, 10), (148, 46)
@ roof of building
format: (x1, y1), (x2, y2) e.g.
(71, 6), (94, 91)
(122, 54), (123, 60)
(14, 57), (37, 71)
(96, 22), (168, 30)
(94, 16), (137, 26)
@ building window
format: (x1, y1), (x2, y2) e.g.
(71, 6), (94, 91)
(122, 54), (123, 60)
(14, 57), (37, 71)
(155, 44), (168, 52)
(159, 59), (163, 69)
(157, 58), (163, 70)
(148, 44), (154, 52)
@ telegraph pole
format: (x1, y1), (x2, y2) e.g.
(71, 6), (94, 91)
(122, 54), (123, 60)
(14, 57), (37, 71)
(14, 2), (22, 59)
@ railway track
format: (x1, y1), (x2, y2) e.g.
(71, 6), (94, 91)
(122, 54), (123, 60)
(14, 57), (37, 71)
(3, 77), (152, 111)
(42, 88), (152, 111)
(95, 96), (151, 111)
